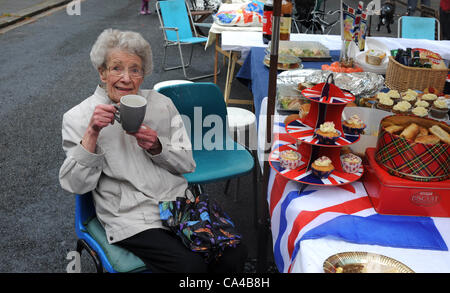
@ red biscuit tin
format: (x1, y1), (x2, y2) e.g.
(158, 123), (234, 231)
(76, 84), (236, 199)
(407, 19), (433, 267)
(363, 148), (450, 217)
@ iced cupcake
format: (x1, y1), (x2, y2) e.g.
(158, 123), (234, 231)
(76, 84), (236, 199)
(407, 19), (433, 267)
(430, 98), (449, 119)
(387, 89), (401, 102)
(376, 95), (394, 111)
(392, 101), (412, 114)
(414, 100), (430, 109)
(401, 93), (417, 105)
(314, 121), (341, 145)
(311, 156), (334, 179)
(340, 153), (362, 173)
(342, 114), (366, 135)
(411, 106), (429, 118)
(279, 150), (302, 170)
(402, 89), (419, 98)
(421, 93), (438, 102)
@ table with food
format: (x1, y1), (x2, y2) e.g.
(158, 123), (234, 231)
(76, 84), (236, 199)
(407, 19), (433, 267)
(219, 1), (450, 272)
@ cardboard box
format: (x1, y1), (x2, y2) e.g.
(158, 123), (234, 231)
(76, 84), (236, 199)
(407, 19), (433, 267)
(363, 148), (450, 217)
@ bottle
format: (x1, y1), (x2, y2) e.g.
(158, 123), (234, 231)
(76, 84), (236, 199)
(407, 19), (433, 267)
(262, 0), (273, 44)
(406, 48), (412, 66)
(280, 0), (293, 41)
(412, 50), (421, 67)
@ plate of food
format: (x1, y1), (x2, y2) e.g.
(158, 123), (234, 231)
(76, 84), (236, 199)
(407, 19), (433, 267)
(263, 54), (303, 71)
(277, 84), (308, 113)
(266, 41), (331, 61)
(323, 252), (414, 273)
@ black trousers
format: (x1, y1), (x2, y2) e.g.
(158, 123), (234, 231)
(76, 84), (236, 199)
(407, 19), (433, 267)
(117, 228), (248, 273)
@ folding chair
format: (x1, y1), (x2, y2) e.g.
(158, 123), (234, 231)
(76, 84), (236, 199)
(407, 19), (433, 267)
(75, 192), (147, 273)
(398, 16), (440, 40)
(157, 83), (258, 225)
(156, 0), (215, 80)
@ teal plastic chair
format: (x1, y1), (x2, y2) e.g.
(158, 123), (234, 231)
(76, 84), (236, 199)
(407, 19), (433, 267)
(75, 192), (147, 273)
(157, 83), (257, 210)
(398, 16), (440, 40)
(156, 0), (214, 80)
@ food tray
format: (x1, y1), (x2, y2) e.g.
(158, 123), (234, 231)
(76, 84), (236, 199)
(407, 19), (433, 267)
(263, 54), (303, 71)
(323, 252), (414, 273)
(276, 84), (308, 113)
(266, 41), (331, 61)
(269, 144), (363, 186)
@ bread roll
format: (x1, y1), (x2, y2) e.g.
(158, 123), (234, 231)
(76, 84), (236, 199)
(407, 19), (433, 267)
(400, 123), (420, 140)
(385, 125), (404, 134)
(415, 135), (440, 145)
(429, 125), (450, 145)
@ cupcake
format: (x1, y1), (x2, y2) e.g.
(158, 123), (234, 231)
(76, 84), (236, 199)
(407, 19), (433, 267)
(430, 98), (449, 119)
(414, 100), (430, 109)
(342, 114), (366, 135)
(402, 89), (419, 98)
(311, 156), (334, 179)
(279, 150), (302, 170)
(387, 89), (401, 102)
(376, 95), (394, 111)
(314, 121), (341, 145)
(392, 101), (412, 114)
(411, 106), (429, 118)
(401, 93), (417, 104)
(340, 153), (362, 173)
(421, 93), (438, 102)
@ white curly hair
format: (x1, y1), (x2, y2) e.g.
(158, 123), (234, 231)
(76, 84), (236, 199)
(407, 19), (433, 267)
(90, 28), (153, 75)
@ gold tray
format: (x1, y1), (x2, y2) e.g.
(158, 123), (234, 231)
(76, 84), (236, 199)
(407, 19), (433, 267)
(323, 252), (415, 273)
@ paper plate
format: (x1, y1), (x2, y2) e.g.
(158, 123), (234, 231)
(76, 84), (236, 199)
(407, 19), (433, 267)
(323, 251), (414, 273)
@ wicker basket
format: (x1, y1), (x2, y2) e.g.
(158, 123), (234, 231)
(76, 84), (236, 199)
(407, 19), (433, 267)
(385, 56), (448, 93)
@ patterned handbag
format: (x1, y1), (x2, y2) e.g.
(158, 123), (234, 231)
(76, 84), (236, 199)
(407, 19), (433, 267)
(159, 193), (242, 263)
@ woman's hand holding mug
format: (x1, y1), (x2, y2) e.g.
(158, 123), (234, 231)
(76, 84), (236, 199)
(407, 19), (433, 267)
(129, 124), (162, 155)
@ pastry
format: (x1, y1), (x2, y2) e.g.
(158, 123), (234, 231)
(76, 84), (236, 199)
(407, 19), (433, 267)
(429, 125), (450, 144)
(402, 89), (419, 98)
(387, 89), (400, 101)
(417, 126), (429, 138)
(315, 121), (341, 145)
(376, 95), (394, 111)
(385, 125), (404, 134)
(298, 103), (311, 119)
(414, 135), (440, 145)
(411, 106), (428, 117)
(392, 101), (411, 114)
(401, 93), (417, 104)
(279, 150), (302, 170)
(430, 98), (448, 119)
(311, 156), (334, 179)
(400, 123), (420, 140)
(421, 93), (438, 102)
(342, 114), (366, 135)
(340, 153), (362, 173)
(414, 100), (430, 108)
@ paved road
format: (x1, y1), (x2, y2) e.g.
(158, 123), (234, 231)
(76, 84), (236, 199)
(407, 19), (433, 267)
(0, 0), (442, 273)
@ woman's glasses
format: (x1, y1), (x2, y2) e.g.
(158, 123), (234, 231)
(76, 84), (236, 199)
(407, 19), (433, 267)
(108, 65), (144, 78)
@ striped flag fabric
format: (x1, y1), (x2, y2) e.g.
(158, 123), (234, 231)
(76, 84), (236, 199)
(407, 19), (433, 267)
(268, 114), (448, 273)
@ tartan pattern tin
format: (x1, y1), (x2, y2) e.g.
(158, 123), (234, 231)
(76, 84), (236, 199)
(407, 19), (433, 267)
(375, 117), (450, 182)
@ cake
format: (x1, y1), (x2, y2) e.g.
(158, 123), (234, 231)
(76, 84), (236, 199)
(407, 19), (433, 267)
(311, 156), (334, 179)
(430, 98), (449, 119)
(279, 150), (302, 170)
(411, 106), (429, 117)
(421, 93), (438, 102)
(376, 95), (394, 111)
(392, 101), (412, 114)
(387, 89), (400, 101)
(401, 93), (417, 104)
(340, 153), (362, 173)
(402, 89), (419, 98)
(342, 114), (366, 135)
(315, 121), (341, 145)
(414, 100), (430, 109)
(365, 49), (386, 65)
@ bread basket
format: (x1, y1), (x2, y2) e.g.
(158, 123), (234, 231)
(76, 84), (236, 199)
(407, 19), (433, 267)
(375, 115), (450, 182)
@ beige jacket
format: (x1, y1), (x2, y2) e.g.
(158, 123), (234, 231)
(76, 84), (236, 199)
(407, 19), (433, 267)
(59, 86), (195, 244)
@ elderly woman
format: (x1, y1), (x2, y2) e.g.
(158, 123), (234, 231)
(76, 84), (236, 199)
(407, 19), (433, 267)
(59, 28), (247, 273)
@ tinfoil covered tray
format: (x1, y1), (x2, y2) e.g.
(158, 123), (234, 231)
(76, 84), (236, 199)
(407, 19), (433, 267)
(277, 69), (385, 98)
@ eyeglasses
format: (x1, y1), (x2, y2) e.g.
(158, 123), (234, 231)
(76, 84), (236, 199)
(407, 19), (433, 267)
(108, 65), (144, 78)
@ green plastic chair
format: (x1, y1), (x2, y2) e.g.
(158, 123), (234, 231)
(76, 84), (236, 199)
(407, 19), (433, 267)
(157, 82), (257, 211)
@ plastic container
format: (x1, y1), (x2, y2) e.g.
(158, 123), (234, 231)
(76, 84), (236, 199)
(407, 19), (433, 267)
(266, 41), (331, 60)
(363, 148), (450, 217)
